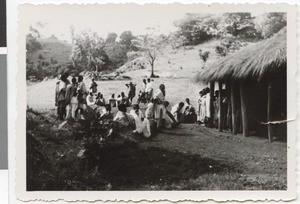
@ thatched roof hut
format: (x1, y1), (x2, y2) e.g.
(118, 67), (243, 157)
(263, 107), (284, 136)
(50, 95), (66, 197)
(195, 28), (287, 142)
(196, 27), (286, 83)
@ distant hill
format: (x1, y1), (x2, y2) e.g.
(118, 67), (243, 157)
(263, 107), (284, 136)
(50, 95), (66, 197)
(27, 36), (72, 65)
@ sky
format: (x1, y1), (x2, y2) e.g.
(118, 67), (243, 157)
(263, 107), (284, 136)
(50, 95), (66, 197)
(21, 4), (268, 42)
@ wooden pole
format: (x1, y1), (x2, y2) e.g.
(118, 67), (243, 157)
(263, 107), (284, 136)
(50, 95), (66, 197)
(231, 83), (237, 135)
(267, 80), (273, 142)
(240, 82), (249, 137)
(209, 82), (215, 127)
(218, 82), (223, 132)
(226, 82), (232, 131)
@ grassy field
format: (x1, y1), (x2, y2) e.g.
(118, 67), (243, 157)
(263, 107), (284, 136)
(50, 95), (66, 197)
(26, 41), (287, 191)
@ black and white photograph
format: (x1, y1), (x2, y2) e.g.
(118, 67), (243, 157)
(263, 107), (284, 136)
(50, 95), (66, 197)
(16, 3), (297, 201)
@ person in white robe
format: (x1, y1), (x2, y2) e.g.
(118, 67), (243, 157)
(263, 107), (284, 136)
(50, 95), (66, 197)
(205, 88), (211, 120)
(130, 104), (151, 137)
(197, 90), (204, 122)
(199, 94), (206, 123)
(153, 84), (167, 119)
(87, 92), (96, 107)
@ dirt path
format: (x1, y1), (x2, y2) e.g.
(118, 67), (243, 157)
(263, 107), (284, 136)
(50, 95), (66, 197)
(142, 124), (287, 176)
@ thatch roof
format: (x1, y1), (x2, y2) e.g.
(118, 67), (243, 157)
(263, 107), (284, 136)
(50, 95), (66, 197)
(196, 27), (286, 82)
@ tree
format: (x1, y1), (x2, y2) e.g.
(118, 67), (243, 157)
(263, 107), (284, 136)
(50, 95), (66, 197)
(254, 13), (286, 38)
(131, 34), (164, 77)
(147, 49), (157, 77)
(70, 31), (109, 72)
(104, 42), (128, 68)
(119, 31), (134, 47)
(174, 13), (219, 45)
(26, 26), (42, 53)
(106, 32), (118, 43)
(29, 26), (41, 39)
(218, 13), (258, 39)
(26, 34), (42, 52)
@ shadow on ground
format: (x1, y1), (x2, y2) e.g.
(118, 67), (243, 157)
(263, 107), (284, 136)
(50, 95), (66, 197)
(96, 141), (233, 190)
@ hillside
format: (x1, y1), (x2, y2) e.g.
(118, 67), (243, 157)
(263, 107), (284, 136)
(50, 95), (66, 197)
(27, 39), (227, 111)
(27, 37), (72, 64)
(117, 39), (223, 80)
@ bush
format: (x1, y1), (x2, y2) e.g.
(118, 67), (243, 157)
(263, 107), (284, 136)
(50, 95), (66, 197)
(198, 49), (210, 62)
(26, 34), (42, 52)
(215, 38), (246, 57)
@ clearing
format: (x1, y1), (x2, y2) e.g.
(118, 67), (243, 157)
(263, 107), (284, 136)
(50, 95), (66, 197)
(26, 41), (287, 191)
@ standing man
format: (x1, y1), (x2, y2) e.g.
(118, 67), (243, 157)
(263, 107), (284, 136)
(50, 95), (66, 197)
(56, 73), (69, 120)
(126, 82), (136, 105)
(65, 77), (78, 120)
(145, 78), (153, 102)
(90, 78), (98, 93)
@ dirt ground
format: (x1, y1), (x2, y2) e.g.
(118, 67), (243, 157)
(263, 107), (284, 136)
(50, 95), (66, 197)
(26, 109), (287, 191)
(144, 124), (287, 189)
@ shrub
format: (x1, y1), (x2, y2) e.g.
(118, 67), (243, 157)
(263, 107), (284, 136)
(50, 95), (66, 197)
(198, 49), (210, 62)
(215, 38), (246, 57)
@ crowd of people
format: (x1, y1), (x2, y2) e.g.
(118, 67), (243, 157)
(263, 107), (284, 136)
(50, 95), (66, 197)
(55, 73), (231, 141)
(55, 72), (233, 140)
(197, 87), (234, 131)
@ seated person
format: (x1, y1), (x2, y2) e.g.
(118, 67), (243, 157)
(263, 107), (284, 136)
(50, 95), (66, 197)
(116, 94), (122, 106)
(130, 104), (151, 137)
(171, 102), (185, 122)
(183, 98), (197, 123)
(99, 104), (113, 120)
(145, 99), (154, 119)
(119, 92), (129, 106)
(137, 90), (147, 104)
(87, 92), (96, 107)
(164, 101), (179, 129)
(108, 93), (117, 107)
(106, 104), (135, 139)
(113, 103), (135, 129)
(95, 93), (106, 106)
(144, 99), (158, 136)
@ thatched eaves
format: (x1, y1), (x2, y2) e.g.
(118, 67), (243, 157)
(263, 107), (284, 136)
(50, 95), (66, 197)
(195, 27), (286, 83)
